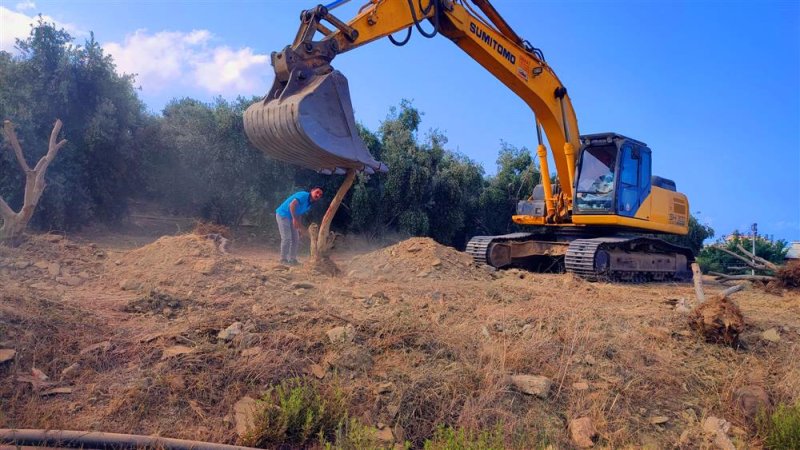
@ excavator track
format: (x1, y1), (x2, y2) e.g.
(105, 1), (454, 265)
(565, 237), (693, 281)
(466, 233), (534, 266)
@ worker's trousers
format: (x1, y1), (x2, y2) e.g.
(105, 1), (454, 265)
(276, 213), (299, 262)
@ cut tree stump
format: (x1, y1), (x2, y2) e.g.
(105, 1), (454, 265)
(307, 169), (356, 275)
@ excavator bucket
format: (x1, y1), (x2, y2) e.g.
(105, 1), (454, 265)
(244, 69), (387, 174)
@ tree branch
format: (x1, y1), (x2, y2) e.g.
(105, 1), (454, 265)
(735, 243), (779, 271)
(0, 196), (15, 220)
(33, 119), (67, 173)
(712, 246), (770, 270)
(2, 120), (31, 172)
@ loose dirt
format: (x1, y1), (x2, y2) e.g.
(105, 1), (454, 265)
(1, 231), (799, 448)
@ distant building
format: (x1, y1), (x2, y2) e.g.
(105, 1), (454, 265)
(787, 242), (800, 261)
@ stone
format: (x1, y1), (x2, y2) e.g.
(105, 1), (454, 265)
(233, 396), (258, 438)
(510, 374), (552, 398)
(45, 234), (63, 242)
(583, 355), (597, 365)
(309, 364), (326, 379)
(61, 363), (80, 378)
(29, 282), (50, 290)
(34, 260), (49, 269)
(48, 263), (61, 277)
(327, 325), (355, 344)
(761, 328), (780, 343)
(416, 270), (430, 278)
(14, 260), (31, 269)
(238, 332), (261, 348)
(241, 347), (261, 358)
(31, 367), (49, 381)
(0, 349), (16, 364)
(734, 385), (770, 419)
(702, 416), (735, 450)
(41, 387), (73, 396)
(330, 345), (373, 371)
(57, 276), (81, 286)
(569, 417), (598, 448)
(291, 281), (316, 289)
(193, 260), (217, 275)
(431, 258), (442, 267)
(573, 382), (589, 391)
(79, 341), (112, 355)
(375, 382), (394, 394)
(374, 427), (394, 443)
(119, 279), (142, 291)
(161, 345), (194, 360)
(649, 416), (669, 425)
(218, 322), (243, 341)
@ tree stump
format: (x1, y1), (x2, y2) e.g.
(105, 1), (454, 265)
(307, 169), (356, 275)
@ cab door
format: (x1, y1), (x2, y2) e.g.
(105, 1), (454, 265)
(616, 144), (651, 217)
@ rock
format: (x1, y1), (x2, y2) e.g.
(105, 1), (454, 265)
(233, 396), (258, 438)
(291, 281), (316, 289)
(327, 325), (355, 344)
(41, 387), (73, 396)
(34, 260), (49, 269)
(510, 374), (552, 398)
(649, 416), (669, 425)
(79, 341), (112, 355)
(193, 260), (216, 275)
(114, 260), (122, 266)
(162, 307), (173, 317)
(161, 345), (194, 360)
(48, 263), (61, 277)
(78, 271), (90, 279)
(45, 234), (63, 243)
(309, 364), (326, 379)
(734, 385), (770, 419)
(573, 381), (589, 391)
(0, 349), (16, 364)
(119, 279), (142, 291)
(14, 260), (31, 269)
(329, 345), (373, 371)
(702, 416), (735, 450)
(218, 322), (243, 341)
(375, 381), (394, 394)
(569, 417), (598, 448)
(583, 355), (597, 365)
(761, 328), (780, 342)
(481, 326), (491, 338)
(61, 363), (80, 378)
(374, 427), (394, 443)
(431, 258), (442, 267)
(238, 332), (261, 348)
(416, 270), (430, 278)
(57, 276), (81, 286)
(31, 367), (49, 381)
(29, 282), (50, 290)
(241, 347), (261, 358)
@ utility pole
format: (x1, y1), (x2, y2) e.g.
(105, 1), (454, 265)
(751, 223), (758, 276)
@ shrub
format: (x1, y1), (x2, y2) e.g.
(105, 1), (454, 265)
(757, 401), (800, 449)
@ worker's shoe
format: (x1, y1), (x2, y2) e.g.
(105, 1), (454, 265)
(288, 259), (299, 266)
(279, 259), (290, 265)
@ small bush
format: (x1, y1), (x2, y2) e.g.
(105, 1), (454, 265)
(246, 378), (348, 447)
(422, 425), (508, 450)
(757, 402), (800, 449)
(322, 418), (402, 450)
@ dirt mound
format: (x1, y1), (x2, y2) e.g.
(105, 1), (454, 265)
(0, 234), (105, 289)
(347, 237), (490, 282)
(689, 296), (745, 346)
(776, 261), (800, 288)
(109, 235), (244, 291)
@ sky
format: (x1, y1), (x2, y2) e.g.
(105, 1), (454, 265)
(1, 0), (799, 242)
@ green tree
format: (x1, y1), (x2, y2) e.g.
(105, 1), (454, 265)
(697, 231), (788, 274)
(0, 19), (145, 229)
(659, 214), (714, 255)
(477, 141), (539, 235)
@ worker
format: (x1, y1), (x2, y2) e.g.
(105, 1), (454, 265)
(275, 187), (324, 264)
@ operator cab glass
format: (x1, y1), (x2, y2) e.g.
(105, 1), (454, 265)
(575, 145), (616, 212)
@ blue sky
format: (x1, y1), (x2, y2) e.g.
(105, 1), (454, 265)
(2, 0), (798, 242)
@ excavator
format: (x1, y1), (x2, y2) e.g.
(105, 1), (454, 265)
(243, 0), (693, 281)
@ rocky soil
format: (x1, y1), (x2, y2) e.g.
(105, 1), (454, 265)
(1, 233), (798, 448)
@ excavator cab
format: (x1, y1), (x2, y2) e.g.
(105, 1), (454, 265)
(573, 133), (654, 218)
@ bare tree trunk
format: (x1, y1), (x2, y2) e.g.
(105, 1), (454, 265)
(307, 169), (356, 275)
(692, 263), (705, 305)
(0, 120), (67, 241)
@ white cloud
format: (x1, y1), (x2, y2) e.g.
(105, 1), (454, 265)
(15, 1), (35, 11)
(0, 6), (85, 53)
(104, 29), (270, 95)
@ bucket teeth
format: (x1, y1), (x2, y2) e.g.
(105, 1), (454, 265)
(244, 70), (387, 174)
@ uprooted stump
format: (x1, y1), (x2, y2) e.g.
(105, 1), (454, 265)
(776, 261), (800, 288)
(689, 295), (745, 346)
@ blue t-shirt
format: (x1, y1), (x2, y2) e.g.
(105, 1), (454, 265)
(276, 191), (312, 218)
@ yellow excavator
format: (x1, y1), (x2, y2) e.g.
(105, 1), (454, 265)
(243, 0), (693, 281)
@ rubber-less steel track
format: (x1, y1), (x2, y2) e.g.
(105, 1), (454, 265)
(565, 237), (693, 281)
(465, 233), (533, 265)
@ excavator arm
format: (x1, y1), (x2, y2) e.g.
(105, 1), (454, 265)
(244, 0), (580, 221)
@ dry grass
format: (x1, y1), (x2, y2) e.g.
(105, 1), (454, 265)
(1, 234), (799, 448)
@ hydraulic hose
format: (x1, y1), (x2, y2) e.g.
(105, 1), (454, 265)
(0, 429), (259, 450)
